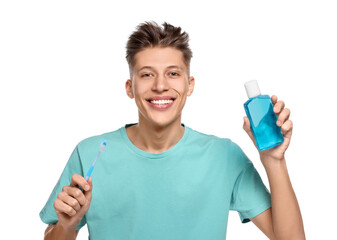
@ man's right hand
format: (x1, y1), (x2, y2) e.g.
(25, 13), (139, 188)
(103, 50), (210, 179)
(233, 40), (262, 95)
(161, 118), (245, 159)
(53, 174), (93, 232)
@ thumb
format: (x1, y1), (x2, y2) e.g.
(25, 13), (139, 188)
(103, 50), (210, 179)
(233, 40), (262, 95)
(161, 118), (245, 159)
(84, 177), (93, 201)
(243, 116), (257, 146)
(75, 177), (93, 219)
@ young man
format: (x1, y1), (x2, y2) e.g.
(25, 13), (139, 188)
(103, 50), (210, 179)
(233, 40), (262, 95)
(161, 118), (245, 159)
(40, 22), (305, 239)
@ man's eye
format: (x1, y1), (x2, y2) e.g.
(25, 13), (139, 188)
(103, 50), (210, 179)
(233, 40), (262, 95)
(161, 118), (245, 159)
(141, 73), (152, 77)
(170, 72), (179, 76)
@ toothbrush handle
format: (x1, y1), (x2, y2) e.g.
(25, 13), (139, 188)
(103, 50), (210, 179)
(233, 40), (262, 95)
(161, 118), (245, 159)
(85, 151), (101, 181)
(85, 165), (94, 181)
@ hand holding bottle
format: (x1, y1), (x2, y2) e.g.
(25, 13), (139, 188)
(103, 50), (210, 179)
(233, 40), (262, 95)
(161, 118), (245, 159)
(243, 94), (293, 163)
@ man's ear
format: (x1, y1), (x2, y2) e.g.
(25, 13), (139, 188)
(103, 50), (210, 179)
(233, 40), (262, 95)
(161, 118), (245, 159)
(125, 79), (134, 99)
(187, 76), (195, 96)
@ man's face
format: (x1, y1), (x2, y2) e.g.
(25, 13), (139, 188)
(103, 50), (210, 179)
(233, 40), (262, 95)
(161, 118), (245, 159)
(125, 47), (194, 128)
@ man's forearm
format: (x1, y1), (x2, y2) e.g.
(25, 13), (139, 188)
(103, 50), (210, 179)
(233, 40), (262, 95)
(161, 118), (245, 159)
(263, 158), (305, 240)
(44, 222), (78, 240)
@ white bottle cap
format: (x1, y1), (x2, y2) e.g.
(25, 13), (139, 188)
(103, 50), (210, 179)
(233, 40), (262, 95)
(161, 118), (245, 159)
(244, 80), (261, 98)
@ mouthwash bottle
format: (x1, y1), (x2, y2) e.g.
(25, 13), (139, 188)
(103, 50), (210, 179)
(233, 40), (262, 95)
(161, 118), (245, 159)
(244, 80), (284, 151)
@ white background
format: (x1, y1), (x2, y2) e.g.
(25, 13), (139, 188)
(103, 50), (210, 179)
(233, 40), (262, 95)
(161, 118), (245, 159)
(1, 0), (336, 239)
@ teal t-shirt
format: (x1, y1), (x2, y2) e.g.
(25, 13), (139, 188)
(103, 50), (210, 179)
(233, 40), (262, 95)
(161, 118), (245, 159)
(40, 124), (271, 239)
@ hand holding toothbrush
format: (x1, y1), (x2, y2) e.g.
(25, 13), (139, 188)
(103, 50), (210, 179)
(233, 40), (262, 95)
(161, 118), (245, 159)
(53, 174), (93, 232)
(52, 141), (106, 233)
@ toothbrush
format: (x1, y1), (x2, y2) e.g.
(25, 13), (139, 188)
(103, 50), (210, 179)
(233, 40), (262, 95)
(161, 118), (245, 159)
(85, 141), (107, 181)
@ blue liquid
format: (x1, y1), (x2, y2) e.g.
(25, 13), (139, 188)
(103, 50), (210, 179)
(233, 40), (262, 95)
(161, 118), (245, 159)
(244, 95), (284, 151)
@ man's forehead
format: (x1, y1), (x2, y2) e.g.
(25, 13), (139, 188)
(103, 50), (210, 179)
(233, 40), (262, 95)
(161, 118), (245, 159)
(134, 47), (185, 64)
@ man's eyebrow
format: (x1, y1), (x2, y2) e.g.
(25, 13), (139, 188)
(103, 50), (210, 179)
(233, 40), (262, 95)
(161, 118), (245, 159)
(166, 65), (184, 71)
(135, 65), (184, 74)
(138, 66), (154, 71)
(135, 66), (155, 74)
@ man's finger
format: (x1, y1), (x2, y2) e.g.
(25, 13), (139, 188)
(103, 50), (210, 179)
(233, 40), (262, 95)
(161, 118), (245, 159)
(271, 95), (278, 105)
(70, 174), (90, 191)
(277, 108), (291, 126)
(243, 117), (254, 140)
(281, 119), (293, 135)
(273, 100), (285, 114)
(57, 192), (81, 212)
(54, 198), (77, 217)
(62, 185), (87, 206)
(84, 177), (93, 201)
(243, 116), (259, 149)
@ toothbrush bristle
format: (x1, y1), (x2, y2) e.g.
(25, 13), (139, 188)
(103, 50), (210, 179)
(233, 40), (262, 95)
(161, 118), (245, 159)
(100, 141), (107, 151)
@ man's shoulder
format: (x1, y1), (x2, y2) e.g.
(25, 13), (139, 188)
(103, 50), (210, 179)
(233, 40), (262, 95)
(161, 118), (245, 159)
(187, 126), (237, 149)
(187, 127), (249, 169)
(76, 126), (124, 150)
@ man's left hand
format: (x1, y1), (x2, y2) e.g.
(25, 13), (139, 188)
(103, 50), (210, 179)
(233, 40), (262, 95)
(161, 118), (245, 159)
(243, 95), (293, 164)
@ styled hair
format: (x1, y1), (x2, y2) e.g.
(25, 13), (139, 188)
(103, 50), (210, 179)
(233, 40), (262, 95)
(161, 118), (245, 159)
(126, 21), (192, 75)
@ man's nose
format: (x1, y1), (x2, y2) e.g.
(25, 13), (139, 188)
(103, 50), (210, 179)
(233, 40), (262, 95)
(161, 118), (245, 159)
(152, 74), (169, 92)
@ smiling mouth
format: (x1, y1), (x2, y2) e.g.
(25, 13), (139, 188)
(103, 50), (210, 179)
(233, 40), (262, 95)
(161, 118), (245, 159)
(147, 99), (174, 105)
(146, 97), (176, 105)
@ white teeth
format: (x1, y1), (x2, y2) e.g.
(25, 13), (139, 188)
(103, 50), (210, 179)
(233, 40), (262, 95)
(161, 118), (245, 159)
(150, 99), (173, 105)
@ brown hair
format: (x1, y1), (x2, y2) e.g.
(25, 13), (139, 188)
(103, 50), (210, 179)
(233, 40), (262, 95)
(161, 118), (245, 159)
(126, 21), (192, 75)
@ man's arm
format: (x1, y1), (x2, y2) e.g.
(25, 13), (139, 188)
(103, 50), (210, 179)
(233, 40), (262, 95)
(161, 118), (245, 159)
(250, 208), (275, 239)
(250, 158), (305, 240)
(243, 95), (305, 240)
(44, 223), (79, 240)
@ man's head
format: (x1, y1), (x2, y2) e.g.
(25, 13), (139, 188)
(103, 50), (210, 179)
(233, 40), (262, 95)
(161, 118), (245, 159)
(125, 22), (195, 128)
(126, 21), (193, 77)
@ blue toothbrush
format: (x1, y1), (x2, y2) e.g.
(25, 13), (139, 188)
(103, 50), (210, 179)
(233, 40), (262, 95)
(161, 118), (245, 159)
(85, 141), (107, 181)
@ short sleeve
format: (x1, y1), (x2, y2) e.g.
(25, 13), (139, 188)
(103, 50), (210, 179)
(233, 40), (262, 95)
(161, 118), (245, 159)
(230, 162), (271, 223)
(39, 146), (87, 230)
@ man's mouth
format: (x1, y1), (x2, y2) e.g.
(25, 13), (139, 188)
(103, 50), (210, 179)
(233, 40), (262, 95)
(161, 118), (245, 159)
(146, 97), (176, 105)
(146, 97), (176, 109)
(148, 99), (174, 105)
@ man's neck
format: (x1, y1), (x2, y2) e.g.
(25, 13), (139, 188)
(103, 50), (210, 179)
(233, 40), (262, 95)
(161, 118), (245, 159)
(126, 118), (185, 154)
